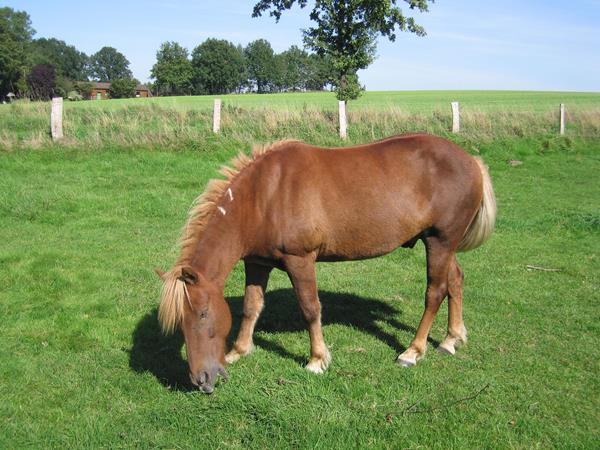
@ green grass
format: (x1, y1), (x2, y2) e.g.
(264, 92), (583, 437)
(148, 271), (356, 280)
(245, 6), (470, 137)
(59, 90), (600, 112)
(1, 90), (599, 150)
(1, 126), (599, 448)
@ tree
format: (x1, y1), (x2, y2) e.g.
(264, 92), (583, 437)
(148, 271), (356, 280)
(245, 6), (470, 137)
(89, 46), (132, 82)
(279, 45), (310, 91)
(151, 41), (193, 96)
(30, 38), (88, 81)
(0, 7), (34, 99)
(270, 53), (286, 92)
(305, 53), (335, 91)
(74, 81), (94, 99)
(27, 63), (56, 100)
(109, 78), (137, 98)
(244, 39), (275, 93)
(252, 0), (432, 100)
(191, 39), (246, 95)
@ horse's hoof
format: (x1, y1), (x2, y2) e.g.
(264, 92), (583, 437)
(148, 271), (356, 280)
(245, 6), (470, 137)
(306, 362), (325, 374)
(225, 343), (255, 364)
(306, 351), (331, 374)
(397, 348), (422, 367)
(437, 342), (456, 356)
(397, 356), (416, 367)
(225, 350), (241, 364)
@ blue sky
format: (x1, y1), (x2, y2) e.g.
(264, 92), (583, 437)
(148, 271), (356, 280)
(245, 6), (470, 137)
(5, 0), (600, 91)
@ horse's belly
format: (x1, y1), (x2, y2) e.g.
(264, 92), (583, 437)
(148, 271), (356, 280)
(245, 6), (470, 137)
(316, 216), (422, 262)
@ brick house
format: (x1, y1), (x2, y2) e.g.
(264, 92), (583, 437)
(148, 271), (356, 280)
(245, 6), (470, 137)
(90, 82), (152, 100)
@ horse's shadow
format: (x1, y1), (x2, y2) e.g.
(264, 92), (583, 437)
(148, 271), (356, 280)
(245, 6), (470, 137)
(129, 289), (434, 391)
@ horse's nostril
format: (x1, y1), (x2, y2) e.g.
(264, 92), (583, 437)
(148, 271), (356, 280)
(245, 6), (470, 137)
(198, 371), (209, 385)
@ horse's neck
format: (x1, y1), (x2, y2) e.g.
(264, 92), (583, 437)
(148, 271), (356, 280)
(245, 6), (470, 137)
(186, 213), (244, 287)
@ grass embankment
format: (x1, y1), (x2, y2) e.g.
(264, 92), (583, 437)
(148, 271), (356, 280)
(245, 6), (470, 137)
(1, 91), (599, 448)
(1, 91), (599, 150)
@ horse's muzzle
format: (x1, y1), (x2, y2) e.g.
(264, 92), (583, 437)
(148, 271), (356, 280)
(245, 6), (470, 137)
(190, 365), (228, 394)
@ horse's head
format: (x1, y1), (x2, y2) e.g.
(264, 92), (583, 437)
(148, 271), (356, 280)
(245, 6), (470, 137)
(156, 266), (231, 394)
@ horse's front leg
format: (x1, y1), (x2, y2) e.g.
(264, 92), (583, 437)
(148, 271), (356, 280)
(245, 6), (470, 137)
(283, 253), (331, 374)
(225, 262), (272, 364)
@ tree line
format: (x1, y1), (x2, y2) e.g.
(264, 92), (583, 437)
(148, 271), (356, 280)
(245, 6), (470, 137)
(0, 7), (140, 100)
(2, 2), (432, 101)
(0, 7), (334, 101)
(151, 39), (334, 96)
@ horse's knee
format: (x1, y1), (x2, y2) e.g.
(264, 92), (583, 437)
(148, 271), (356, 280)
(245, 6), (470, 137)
(243, 286), (264, 319)
(425, 282), (447, 309)
(299, 297), (321, 323)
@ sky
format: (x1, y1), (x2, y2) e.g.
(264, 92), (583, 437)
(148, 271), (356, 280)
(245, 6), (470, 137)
(5, 0), (600, 91)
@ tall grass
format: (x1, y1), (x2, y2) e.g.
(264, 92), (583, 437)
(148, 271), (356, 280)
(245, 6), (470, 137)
(1, 93), (599, 150)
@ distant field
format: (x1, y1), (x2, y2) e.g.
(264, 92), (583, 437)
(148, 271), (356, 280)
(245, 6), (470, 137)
(1, 90), (598, 150)
(59, 90), (600, 113)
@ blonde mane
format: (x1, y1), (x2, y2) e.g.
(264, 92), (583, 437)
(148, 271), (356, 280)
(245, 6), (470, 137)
(158, 139), (302, 333)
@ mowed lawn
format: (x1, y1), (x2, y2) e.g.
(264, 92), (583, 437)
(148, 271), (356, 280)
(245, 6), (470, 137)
(1, 131), (599, 446)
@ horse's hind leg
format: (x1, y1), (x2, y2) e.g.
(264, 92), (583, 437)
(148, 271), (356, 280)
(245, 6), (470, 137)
(284, 253), (331, 374)
(226, 262), (272, 364)
(398, 238), (453, 367)
(438, 255), (468, 356)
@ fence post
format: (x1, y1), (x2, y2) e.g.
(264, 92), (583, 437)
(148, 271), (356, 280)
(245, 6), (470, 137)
(51, 97), (63, 140)
(339, 100), (347, 139)
(559, 103), (565, 135)
(213, 98), (221, 133)
(451, 101), (460, 133)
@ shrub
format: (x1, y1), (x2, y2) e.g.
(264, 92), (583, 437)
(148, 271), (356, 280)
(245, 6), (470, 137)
(110, 78), (137, 99)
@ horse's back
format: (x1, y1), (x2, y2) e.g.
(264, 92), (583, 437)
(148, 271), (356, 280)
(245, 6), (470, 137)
(247, 134), (482, 260)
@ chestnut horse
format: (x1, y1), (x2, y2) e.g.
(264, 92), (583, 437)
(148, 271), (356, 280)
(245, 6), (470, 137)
(156, 134), (496, 393)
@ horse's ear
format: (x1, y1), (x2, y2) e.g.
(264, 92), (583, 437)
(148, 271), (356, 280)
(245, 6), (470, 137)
(179, 266), (199, 285)
(154, 268), (167, 280)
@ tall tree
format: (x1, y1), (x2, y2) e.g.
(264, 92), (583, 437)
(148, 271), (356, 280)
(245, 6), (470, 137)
(191, 39), (246, 95)
(252, 0), (432, 100)
(0, 7), (34, 98)
(27, 63), (56, 100)
(89, 46), (132, 82)
(244, 39), (275, 93)
(305, 53), (335, 91)
(279, 45), (310, 91)
(151, 41), (193, 96)
(30, 38), (88, 81)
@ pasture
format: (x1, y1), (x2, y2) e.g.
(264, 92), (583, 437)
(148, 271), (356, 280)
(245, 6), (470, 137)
(1, 91), (599, 448)
(1, 90), (599, 151)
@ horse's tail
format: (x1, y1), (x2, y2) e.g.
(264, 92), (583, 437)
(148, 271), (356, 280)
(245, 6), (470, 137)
(457, 157), (497, 252)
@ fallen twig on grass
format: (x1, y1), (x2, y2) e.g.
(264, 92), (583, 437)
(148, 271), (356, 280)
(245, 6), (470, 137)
(402, 383), (491, 415)
(526, 265), (562, 272)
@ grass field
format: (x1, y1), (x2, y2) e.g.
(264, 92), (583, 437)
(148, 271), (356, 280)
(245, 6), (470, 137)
(59, 90), (600, 112)
(1, 91), (599, 448)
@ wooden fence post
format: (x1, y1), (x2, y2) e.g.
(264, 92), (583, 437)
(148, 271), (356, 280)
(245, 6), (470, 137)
(451, 101), (460, 133)
(51, 97), (63, 140)
(559, 103), (565, 135)
(213, 98), (221, 133)
(339, 100), (347, 139)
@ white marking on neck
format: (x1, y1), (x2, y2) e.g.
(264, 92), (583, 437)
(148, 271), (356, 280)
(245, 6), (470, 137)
(227, 188), (234, 201)
(218, 206), (227, 216)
